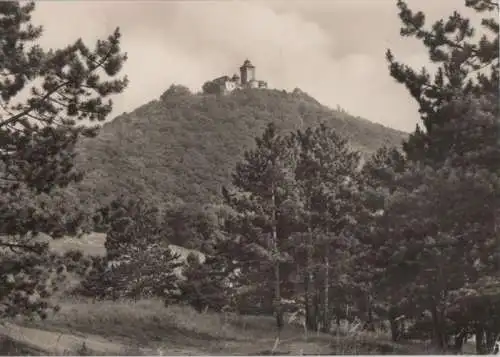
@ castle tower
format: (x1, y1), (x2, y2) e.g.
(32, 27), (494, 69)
(239, 59), (255, 85)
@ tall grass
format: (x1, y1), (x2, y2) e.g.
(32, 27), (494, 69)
(11, 296), (437, 355)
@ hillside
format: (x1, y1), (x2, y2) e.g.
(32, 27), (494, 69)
(75, 86), (407, 207)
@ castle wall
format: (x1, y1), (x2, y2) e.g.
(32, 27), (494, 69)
(225, 81), (237, 92)
(248, 80), (258, 89)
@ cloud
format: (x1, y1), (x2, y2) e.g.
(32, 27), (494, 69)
(31, 0), (473, 132)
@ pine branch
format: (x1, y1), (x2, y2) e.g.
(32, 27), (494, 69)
(0, 80), (70, 129)
(0, 240), (46, 254)
(0, 43), (116, 129)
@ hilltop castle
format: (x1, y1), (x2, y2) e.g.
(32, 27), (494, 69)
(203, 59), (268, 95)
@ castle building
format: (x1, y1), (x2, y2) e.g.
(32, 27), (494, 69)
(209, 59), (268, 94)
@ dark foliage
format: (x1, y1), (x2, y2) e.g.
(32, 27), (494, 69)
(75, 88), (406, 208)
(100, 197), (183, 300)
(0, 0), (127, 318)
(176, 253), (231, 313)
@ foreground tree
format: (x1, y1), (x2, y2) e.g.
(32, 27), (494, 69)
(222, 123), (298, 348)
(0, 1), (128, 318)
(374, 163), (498, 349)
(367, 94), (500, 352)
(102, 197), (182, 301)
(292, 124), (361, 332)
(220, 123), (365, 339)
(385, 0), (499, 351)
(355, 146), (408, 341)
(387, 0), (499, 164)
(176, 253), (232, 313)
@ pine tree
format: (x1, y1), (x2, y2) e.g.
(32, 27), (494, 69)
(448, 275), (500, 353)
(355, 146), (408, 341)
(387, 0), (499, 164)
(176, 253), (232, 313)
(440, 94), (500, 352)
(103, 197), (183, 301)
(378, 161), (498, 349)
(292, 123), (361, 332)
(365, 95), (499, 351)
(222, 123), (298, 345)
(0, 1), (128, 318)
(358, 95), (498, 348)
(384, 0), (499, 350)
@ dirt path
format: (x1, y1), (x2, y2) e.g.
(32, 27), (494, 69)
(0, 322), (157, 355)
(0, 322), (229, 355)
(1, 322), (334, 356)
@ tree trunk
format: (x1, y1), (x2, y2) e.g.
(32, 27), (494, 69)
(304, 266), (310, 331)
(305, 227), (315, 331)
(475, 325), (486, 354)
(312, 287), (321, 331)
(364, 294), (375, 332)
(322, 246), (330, 333)
(274, 267), (282, 331)
(485, 330), (498, 354)
(388, 307), (400, 342)
(452, 328), (468, 354)
(431, 305), (447, 351)
(271, 187), (282, 344)
(389, 317), (399, 342)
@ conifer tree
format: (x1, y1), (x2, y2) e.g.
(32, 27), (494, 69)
(176, 253), (232, 313)
(387, 0), (499, 164)
(0, 1), (128, 318)
(222, 123), (298, 345)
(103, 197), (182, 301)
(292, 123), (361, 332)
(356, 146), (407, 340)
(367, 94), (499, 352)
(384, 0), (499, 350)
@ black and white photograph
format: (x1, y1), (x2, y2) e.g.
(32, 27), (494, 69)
(0, 0), (498, 355)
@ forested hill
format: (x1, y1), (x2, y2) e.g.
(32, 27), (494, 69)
(75, 86), (407, 207)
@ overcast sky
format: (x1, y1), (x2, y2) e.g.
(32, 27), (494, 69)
(31, 0), (477, 132)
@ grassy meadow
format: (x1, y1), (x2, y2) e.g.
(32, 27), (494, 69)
(0, 233), (465, 355)
(0, 232), (446, 355)
(15, 296), (438, 356)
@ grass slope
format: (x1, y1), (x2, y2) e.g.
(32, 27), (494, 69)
(0, 233), (455, 355)
(75, 87), (407, 206)
(14, 298), (431, 355)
